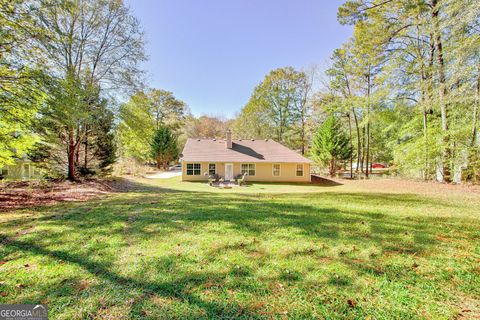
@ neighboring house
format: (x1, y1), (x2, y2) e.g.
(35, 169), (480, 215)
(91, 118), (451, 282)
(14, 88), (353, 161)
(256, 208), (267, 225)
(181, 130), (312, 182)
(0, 158), (43, 180)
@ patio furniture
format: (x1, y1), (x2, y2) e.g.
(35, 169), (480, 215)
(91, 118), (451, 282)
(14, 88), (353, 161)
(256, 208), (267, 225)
(206, 173), (220, 186)
(235, 173), (248, 186)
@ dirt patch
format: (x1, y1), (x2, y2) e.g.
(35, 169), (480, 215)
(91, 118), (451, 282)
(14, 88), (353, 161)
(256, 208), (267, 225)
(0, 179), (130, 211)
(342, 178), (480, 201)
(312, 175), (480, 199)
(454, 297), (480, 319)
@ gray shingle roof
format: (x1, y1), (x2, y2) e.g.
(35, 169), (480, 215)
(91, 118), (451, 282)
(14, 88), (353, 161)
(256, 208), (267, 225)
(181, 138), (312, 163)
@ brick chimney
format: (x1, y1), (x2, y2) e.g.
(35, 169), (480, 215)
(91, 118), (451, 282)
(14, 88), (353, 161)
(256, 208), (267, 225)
(226, 129), (232, 149)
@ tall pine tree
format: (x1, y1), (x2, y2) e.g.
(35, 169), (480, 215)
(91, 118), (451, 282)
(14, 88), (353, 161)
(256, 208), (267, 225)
(311, 115), (352, 177)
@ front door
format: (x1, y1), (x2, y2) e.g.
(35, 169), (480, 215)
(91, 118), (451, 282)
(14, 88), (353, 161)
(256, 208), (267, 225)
(225, 163), (233, 181)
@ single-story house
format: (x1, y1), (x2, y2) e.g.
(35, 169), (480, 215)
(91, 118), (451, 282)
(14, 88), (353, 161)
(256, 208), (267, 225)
(180, 130), (312, 182)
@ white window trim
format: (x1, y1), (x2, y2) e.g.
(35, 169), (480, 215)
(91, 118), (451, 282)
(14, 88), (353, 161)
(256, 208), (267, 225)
(272, 163), (281, 177)
(296, 164), (304, 177)
(186, 163), (201, 176)
(208, 163), (216, 175)
(241, 163), (256, 177)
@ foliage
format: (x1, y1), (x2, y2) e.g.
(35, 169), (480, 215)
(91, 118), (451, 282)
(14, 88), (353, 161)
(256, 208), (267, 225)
(234, 66), (313, 152)
(184, 115), (232, 139)
(150, 126), (178, 170)
(0, 1), (46, 167)
(311, 115), (352, 176)
(118, 89), (188, 162)
(27, 0), (145, 180)
(0, 69), (44, 167)
(91, 103), (117, 176)
(323, 0), (480, 182)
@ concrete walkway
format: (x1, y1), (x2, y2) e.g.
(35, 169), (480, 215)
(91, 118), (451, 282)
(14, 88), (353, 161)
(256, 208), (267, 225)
(144, 170), (182, 179)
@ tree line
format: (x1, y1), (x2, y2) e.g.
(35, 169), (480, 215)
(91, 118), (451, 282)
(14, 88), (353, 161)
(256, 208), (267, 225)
(1, 0), (478, 182)
(1, 0), (145, 180)
(234, 0), (480, 182)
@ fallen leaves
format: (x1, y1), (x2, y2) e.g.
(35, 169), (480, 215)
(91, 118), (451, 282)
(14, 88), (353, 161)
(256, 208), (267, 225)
(0, 179), (119, 211)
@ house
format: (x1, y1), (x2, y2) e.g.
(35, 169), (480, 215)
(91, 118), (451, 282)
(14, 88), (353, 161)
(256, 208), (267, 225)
(180, 130), (312, 182)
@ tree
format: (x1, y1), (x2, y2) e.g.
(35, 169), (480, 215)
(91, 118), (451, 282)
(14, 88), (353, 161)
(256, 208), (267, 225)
(336, 0), (480, 183)
(150, 126), (178, 170)
(0, 69), (44, 167)
(234, 67), (312, 150)
(90, 99), (117, 176)
(30, 0), (145, 180)
(184, 115), (232, 138)
(311, 115), (352, 177)
(150, 89), (189, 131)
(117, 91), (154, 162)
(326, 44), (361, 177)
(0, 0), (46, 167)
(118, 89), (189, 162)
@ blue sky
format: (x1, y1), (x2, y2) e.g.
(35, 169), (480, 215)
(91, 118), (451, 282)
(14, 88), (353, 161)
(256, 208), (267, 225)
(127, 0), (352, 118)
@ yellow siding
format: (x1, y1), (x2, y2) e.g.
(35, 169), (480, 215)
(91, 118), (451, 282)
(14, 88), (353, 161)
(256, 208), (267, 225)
(182, 161), (311, 182)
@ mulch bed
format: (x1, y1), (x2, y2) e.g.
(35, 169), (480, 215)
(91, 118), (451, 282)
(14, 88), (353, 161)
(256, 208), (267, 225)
(0, 179), (127, 211)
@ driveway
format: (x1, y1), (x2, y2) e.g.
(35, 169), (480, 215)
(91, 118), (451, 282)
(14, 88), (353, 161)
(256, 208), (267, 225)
(144, 170), (182, 179)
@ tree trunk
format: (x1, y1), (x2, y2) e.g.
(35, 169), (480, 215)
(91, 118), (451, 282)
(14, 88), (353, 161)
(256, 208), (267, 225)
(365, 72), (371, 178)
(84, 125), (89, 169)
(347, 112), (353, 178)
(67, 129), (76, 181)
(352, 108), (361, 173)
(301, 117), (306, 155)
(420, 33), (435, 181)
(366, 126), (370, 177)
(432, 0), (451, 182)
(360, 126), (365, 174)
(466, 72), (480, 182)
(423, 107), (429, 180)
(471, 72), (479, 148)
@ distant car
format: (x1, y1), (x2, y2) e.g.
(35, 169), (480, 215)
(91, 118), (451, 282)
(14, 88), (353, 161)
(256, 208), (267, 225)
(372, 163), (386, 169)
(170, 164), (182, 171)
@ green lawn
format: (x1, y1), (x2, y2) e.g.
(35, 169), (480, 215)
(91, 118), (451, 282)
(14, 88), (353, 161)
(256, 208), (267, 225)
(1, 177), (479, 319)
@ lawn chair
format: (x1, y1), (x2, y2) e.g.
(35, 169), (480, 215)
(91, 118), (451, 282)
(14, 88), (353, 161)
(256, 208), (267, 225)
(206, 173), (220, 186)
(235, 172), (248, 186)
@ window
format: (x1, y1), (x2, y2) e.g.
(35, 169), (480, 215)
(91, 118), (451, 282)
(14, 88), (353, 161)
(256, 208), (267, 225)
(241, 163), (256, 176)
(186, 163), (201, 175)
(208, 163), (216, 175)
(296, 164), (304, 177)
(273, 164), (280, 176)
(1, 168), (8, 176)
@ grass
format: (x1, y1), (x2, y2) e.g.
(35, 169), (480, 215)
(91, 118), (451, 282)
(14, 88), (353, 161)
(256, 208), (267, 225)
(0, 177), (479, 319)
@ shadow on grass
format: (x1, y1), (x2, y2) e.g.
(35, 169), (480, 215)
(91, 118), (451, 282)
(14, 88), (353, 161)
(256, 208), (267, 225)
(1, 187), (478, 318)
(0, 235), (261, 319)
(115, 176), (343, 194)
